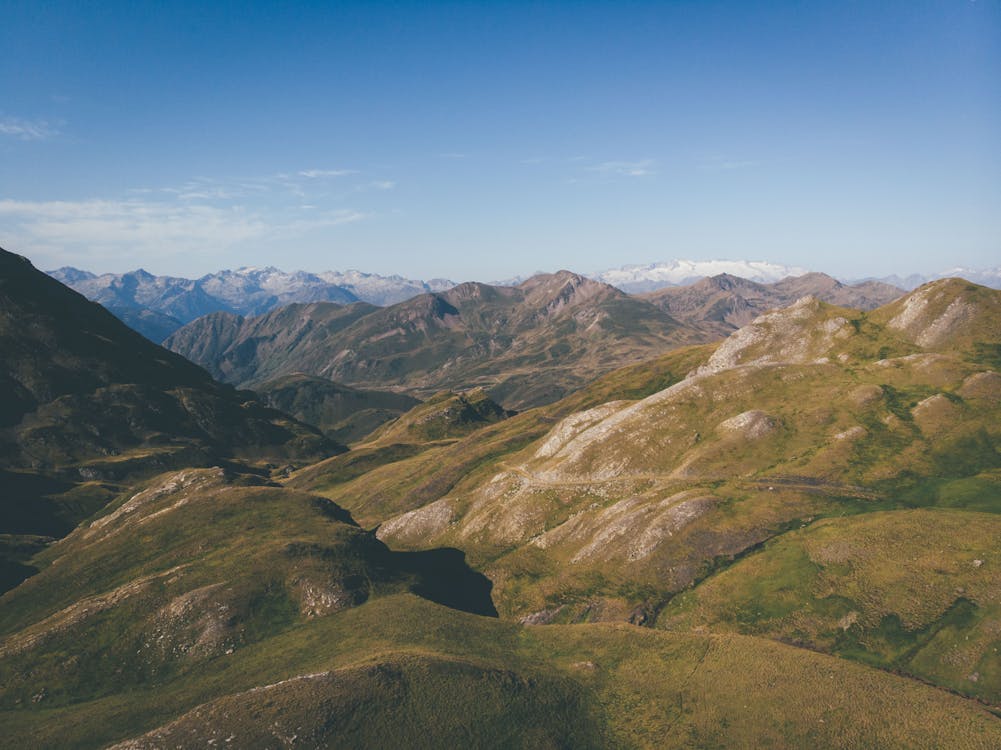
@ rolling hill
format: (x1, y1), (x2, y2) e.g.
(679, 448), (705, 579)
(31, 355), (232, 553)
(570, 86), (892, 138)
(285, 280), (1001, 706)
(4, 249), (1000, 747)
(3, 468), (998, 749)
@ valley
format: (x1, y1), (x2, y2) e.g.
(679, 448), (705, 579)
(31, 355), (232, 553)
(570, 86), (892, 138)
(3, 246), (1000, 748)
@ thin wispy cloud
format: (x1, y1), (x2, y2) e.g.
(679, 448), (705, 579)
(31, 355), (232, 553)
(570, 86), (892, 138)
(1, 163), (393, 269)
(297, 169), (357, 178)
(0, 117), (60, 141)
(134, 168), (389, 204)
(0, 188), (372, 269)
(588, 159), (656, 177)
(0, 199), (270, 257)
(697, 154), (761, 171)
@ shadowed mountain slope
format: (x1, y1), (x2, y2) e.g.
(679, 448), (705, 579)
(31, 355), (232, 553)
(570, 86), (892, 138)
(166, 271), (701, 410)
(103, 306), (184, 344)
(0, 248), (336, 473)
(0, 249), (340, 589)
(255, 373), (421, 444)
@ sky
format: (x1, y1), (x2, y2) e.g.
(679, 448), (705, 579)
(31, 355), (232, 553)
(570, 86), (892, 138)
(1, 0), (998, 282)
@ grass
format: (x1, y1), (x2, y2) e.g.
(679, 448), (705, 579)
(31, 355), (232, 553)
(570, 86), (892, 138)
(657, 508), (1001, 705)
(4, 281), (1001, 746)
(3, 594), (1000, 749)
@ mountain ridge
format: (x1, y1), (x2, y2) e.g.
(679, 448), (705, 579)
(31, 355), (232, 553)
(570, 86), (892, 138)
(47, 265), (460, 341)
(165, 271), (700, 410)
(0, 247), (340, 590)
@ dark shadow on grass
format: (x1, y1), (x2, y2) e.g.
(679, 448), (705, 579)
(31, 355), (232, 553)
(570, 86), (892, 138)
(0, 558), (38, 595)
(393, 547), (498, 618)
(0, 469), (77, 537)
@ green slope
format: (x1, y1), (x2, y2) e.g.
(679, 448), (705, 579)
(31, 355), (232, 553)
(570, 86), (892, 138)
(658, 508), (1001, 704)
(0, 248), (341, 594)
(4, 590), (999, 749)
(254, 373), (421, 443)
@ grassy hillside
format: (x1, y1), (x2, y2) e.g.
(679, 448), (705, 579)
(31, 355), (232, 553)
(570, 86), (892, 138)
(287, 344), (715, 528)
(283, 283), (993, 644)
(3, 275), (1000, 746)
(658, 508), (1001, 704)
(0, 248), (341, 594)
(5, 585), (1000, 748)
(255, 373), (421, 443)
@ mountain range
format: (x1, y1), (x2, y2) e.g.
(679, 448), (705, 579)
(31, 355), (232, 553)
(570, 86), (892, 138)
(591, 259), (1001, 293)
(164, 271), (703, 410)
(4, 246), (1001, 747)
(47, 266), (458, 341)
(590, 259), (812, 292)
(162, 270), (903, 413)
(642, 271), (903, 337)
(50, 259), (1000, 346)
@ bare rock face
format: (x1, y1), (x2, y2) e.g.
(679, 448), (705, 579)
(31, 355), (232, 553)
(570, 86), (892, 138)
(875, 278), (1001, 351)
(717, 410), (778, 440)
(533, 401), (629, 459)
(887, 286), (976, 348)
(696, 297), (854, 374)
(959, 371), (1001, 400)
(531, 492), (717, 564)
(376, 498), (455, 546)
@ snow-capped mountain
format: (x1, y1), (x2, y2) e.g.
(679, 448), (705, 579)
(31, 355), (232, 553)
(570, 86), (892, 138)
(318, 269), (456, 306)
(591, 260), (811, 293)
(47, 265), (460, 341)
(197, 267), (359, 315)
(50, 268), (228, 323)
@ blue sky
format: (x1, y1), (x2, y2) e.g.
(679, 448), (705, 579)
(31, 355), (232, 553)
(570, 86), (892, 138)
(1, 1), (998, 281)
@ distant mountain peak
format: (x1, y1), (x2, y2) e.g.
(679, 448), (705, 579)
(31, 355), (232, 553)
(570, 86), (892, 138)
(592, 259), (811, 293)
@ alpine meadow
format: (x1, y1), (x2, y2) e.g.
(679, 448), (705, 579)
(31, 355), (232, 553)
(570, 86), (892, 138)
(2, 2), (999, 748)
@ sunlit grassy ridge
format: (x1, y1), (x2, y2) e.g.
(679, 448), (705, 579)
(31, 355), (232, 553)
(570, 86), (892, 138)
(5, 592), (1000, 749)
(658, 508), (1001, 704)
(340, 282), (998, 625)
(0, 469), (493, 713)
